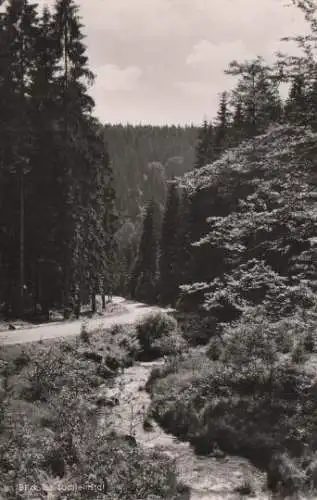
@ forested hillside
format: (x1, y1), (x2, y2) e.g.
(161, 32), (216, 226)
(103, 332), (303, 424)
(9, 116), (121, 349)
(104, 124), (197, 221)
(104, 124), (197, 295)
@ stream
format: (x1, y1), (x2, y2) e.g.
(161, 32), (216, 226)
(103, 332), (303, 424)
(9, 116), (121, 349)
(99, 359), (272, 500)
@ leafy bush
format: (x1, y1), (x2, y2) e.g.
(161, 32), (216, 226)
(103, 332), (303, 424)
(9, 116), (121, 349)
(151, 330), (187, 357)
(137, 312), (177, 346)
(136, 311), (182, 358)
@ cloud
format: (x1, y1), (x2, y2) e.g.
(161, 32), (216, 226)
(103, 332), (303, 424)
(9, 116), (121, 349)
(174, 81), (215, 97)
(96, 64), (142, 92)
(25, 0), (310, 123)
(186, 39), (256, 73)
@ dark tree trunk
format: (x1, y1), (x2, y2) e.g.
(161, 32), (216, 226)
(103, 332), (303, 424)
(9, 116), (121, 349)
(19, 167), (25, 318)
(74, 294), (81, 319)
(91, 294), (96, 313)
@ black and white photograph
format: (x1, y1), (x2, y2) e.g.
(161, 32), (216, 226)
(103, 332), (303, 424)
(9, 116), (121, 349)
(1, 0), (317, 498)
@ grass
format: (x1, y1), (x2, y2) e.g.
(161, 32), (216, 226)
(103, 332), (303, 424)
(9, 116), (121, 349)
(0, 320), (184, 499)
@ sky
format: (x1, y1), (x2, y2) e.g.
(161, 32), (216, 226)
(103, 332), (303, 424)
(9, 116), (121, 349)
(45, 0), (308, 125)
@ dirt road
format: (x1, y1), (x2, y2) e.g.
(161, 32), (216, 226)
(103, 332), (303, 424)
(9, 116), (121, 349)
(0, 298), (163, 346)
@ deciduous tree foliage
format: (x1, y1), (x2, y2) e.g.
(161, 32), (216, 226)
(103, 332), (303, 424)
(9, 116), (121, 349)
(179, 125), (317, 319)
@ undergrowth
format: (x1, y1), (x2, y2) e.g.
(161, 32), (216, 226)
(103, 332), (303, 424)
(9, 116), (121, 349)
(0, 322), (182, 499)
(147, 307), (317, 497)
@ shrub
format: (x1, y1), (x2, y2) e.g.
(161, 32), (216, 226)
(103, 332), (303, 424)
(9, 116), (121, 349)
(151, 331), (187, 357)
(80, 321), (89, 343)
(25, 348), (65, 401)
(175, 312), (217, 346)
(109, 324), (124, 336)
(291, 342), (306, 364)
(13, 350), (30, 372)
(206, 337), (224, 361)
(137, 312), (177, 345)
(136, 312), (179, 358)
(70, 433), (180, 499)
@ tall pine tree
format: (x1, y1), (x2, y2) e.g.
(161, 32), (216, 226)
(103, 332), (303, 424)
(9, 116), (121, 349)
(0, 0), (38, 316)
(284, 75), (308, 125)
(213, 91), (231, 157)
(52, 0), (95, 316)
(226, 57), (282, 137)
(195, 120), (214, 169)
(130, 201), (159, 304)
(159, 181), (181, 306)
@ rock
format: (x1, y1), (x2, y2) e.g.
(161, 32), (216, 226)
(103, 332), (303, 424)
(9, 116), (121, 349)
(94, 388), (120, 407)
(104, 396), (119, 407)
(95, 396), (108, 407)
(191, 435), (212, 456)
(143, 418), (154, 431)
(122, 434), (137, 447)
(306, 458), (317, 487)
(82, 350), (103, 363)
(105, 355), (121, 371)
(213, 443), (225, 459)
(267, 453), (306, 494)
(85, 402), (99, 415)
(89, 375), (104, 388)
(176, 482), (191, 500)
(42, 450), (66, 478)
(97, 364), (115, 379)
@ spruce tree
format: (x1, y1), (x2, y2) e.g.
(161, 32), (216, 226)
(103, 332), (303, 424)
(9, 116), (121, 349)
(307, 77), (317, 130)
(27, 6), (61, 315)
(195, 120), (214, 169)
(159, 181), (181, 306)
(130, 201), (159, 304)
(0, 0), (118, 319)
(226, 57), (282, 137)
(231, 101), (245, 145)
(213, 91), (231, 157)
(52, 0), (95, 316)
(284, 75), (308, 126)
(0, 0), (38, 316)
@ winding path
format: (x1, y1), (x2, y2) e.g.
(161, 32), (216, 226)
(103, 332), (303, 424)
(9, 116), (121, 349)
(0, 297), (164, 346)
